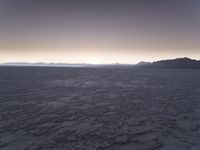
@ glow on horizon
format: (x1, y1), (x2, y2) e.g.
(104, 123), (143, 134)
(1, 48), (200, 64)
(0, 1), (200, 64)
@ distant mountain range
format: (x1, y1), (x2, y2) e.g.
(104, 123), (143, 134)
(0, 62), (133, 68)
(136, 57), (200, 69)
(1, 57), (200, 69)
(0, 62), (92, 67)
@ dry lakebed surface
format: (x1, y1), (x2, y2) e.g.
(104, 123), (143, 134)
(1, 67), (200, 150)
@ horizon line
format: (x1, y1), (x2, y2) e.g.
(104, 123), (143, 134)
(0, 57), (199, 65)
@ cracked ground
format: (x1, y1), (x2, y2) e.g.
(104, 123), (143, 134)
(1, 67), (200, 150)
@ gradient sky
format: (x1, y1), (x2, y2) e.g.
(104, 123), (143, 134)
(0, 0), (200, 64)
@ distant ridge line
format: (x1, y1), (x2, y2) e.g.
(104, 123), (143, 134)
(1, 57), (200, 69)
(136, 57), (200, 69)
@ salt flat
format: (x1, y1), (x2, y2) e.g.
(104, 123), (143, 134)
(0, 67), (200, 150)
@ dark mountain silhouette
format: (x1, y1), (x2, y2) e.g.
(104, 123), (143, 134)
(137, 61), (151, 66)
(137, 57), (200, 69)
(1, 57), (200, 69)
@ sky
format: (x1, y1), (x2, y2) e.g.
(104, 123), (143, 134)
(0, 0), (200, 64)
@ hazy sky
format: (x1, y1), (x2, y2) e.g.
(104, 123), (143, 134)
(0, 0), (200, 64)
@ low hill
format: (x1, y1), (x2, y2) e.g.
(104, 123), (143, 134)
(137, 57), (200, 69)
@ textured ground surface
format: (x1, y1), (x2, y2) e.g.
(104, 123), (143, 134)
(1, 67), (200, 150)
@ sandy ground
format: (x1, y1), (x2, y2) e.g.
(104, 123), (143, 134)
(0, 67), (200, 150)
